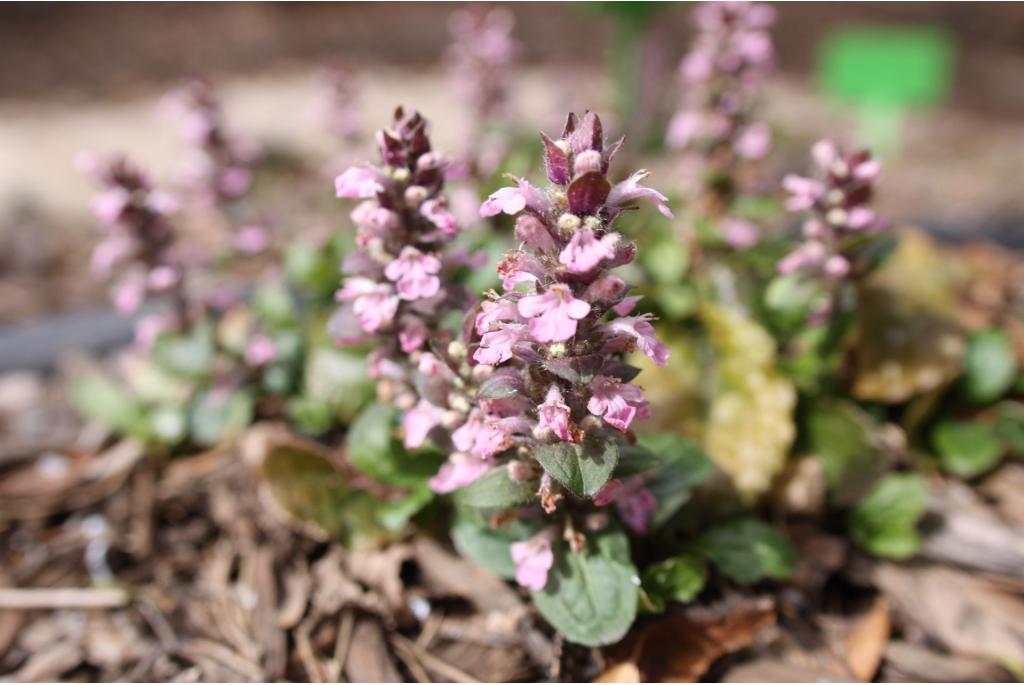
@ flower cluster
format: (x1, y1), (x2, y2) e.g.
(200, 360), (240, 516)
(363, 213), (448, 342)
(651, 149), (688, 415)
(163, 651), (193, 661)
(331, 108), (471, 401)
(81, 155), (189, 349)
(446, 6), (518, 128)
(440, 111), (673, 589)
(666, 1), (776, 246)
(446, 6), (519, 178)
(778, 140), (883, 281)
(164, 79), (266, 254)
(319, 61), (362, 142)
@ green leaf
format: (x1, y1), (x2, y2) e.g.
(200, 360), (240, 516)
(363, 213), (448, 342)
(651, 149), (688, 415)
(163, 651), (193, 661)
(375, 483), (434, 532)
(696, 518), (796, 584)
(346, 403), (442, 486)
(533, 436), (618, 498)
(994, 401), (1024, 456)
(640, 554), (707, 613)
(260, 441), (392, 549)
(189, 388), (254, 447)
(71, 375), (149, 440)
(532, 530), (639, 647)
(964, 329), (1018, 404)
(252, 281), (297, 328)
(849, 473), (928, 560)
(454, 465), (537, 508)
(450, 509), (542, 578)
(635, 433), (714, 529)
(152, 323), (216, 379)
(303, 345), (375, 423)
(932, 420), (1002, 479)
(287, 395), (335, 436)
(806, 399), (882, 505)
(764, 273), (820, 331)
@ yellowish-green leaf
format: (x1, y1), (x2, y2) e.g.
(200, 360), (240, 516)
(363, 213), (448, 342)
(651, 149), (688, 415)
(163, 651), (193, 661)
(853, 229), (965, 403)
(701, 303), (796, 500)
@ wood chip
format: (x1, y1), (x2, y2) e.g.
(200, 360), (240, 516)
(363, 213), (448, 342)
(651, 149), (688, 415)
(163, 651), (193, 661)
(845, 594), (891, 681)
(0, 586), (130, 609)
(343, 618), (402, 683)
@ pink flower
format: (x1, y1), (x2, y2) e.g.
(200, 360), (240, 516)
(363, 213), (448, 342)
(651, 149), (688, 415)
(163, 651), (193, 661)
(147, 265), (180, 291)
(497, 251), (544, 290)
(721, 218), (759, 248)
(244, 334), (277, 367)
(475, 298), (522, 334)
(112, 276), (146, 315)
(133, 313), (170, 351)
(233, 224), (270, 254)
(558, 229), (618, 274)
(604, 315), (670, 366)
(429, 452), (490, 494)
(734, 123), (771, 160)
(399, 317), (428, 352)
(593, 476), (657, 534)
(452, 410), (510, 458)
(402, 399), (445, 449)
(537, 385), (573, 441)
(587, 375), (651, 433)
(91, 236), (134, 278)
(584, 274), (628, 303)
(612, 295), (642, 316)
(335, 165), (385, 198)
(474, 323), (527, 365)
(777, 241), (826, 275)
(336, 277), (399, 333)
(480, 186), (526, 217)
(384, 246), (442, 300)
(510, 533), (554, 591)
(92, 187), (130, 224)
(517, 283), (591, 343)
(607, 170), (674, 219)
(782, 174), (823, 211)
(666, 111), (701, 150)
(479, 177), (551, 217)
(420, 198), (458, 237)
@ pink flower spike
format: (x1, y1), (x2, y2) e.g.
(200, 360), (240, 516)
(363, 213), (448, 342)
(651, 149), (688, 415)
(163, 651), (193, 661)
(607, 170), (674, 219)
(604, 315), (670, 366)
(517, 283), (591, 343)
(92, 188), (130, 224)
(782, 174), (823, 211)
(537, 385), (573, 441)
(402, 399), (444, 449)
(384, 246), (442, 300)
(510, 534), (554, 591)
(335, 165), (385, 198)
(429, 452), (490, 494)
(587, 375), (651, 433)
(559, 229), (618, 274)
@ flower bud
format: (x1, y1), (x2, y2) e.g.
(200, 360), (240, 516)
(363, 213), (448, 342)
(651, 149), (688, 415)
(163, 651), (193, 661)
(404, 185), (429, 204)
(515, 215), (556, 252)
(557, 213), (581, 233)
(573, 149), (602, 175)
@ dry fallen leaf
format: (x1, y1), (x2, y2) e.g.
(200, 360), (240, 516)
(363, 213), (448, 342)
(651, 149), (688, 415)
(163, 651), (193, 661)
(601, 597), (776, 682)
(844, 594), (890, 681)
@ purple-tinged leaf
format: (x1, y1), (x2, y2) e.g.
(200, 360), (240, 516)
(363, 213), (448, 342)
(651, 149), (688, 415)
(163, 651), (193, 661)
(478, 367), (526, 401)
(543, 354), (605, 386)
(570, 111), (603, 154)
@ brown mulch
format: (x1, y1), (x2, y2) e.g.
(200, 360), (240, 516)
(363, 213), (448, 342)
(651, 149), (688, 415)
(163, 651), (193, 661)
(1, 364), (1022, 683)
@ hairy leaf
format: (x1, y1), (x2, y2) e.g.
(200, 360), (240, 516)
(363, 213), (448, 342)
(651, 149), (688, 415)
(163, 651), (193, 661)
(696, 518), (796, 584)
(532, 530), (638, 646)
(849, 473), (927, 560)
(534, 436), (618, 498)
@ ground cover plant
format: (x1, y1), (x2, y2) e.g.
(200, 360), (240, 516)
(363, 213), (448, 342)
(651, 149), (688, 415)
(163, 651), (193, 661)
(4, 2), (1023, 681)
